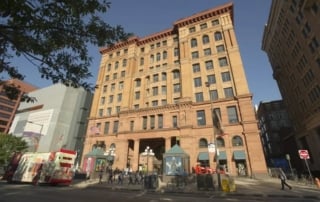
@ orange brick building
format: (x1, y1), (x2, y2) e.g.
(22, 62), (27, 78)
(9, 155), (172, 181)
(82, 3), (267, 177)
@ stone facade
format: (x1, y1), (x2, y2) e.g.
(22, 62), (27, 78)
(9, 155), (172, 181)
(82, 3), (267, 177)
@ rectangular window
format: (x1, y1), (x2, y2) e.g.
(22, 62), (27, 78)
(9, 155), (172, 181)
(205, 60), (214, 70)
(216, 45), (225, 53)
(153, 74), (159, 82)
(224, 87), (234, 98)
(122, 59), (127, 67)
(219, 57), (228, 67)
(121, 71), (125, 77)
(98, 109), (103, 117)
(143, 116), (148, 130)
(152, 87), (158, 96)
(192, 63), (201, 73)
(100, 97), (105, 105)
(111, 83), (115, 91)
(200, 23), (207, 29)
(204, 48), (212, 56)
(173, 83), (181, 93)
(104, 122), (110, 134)
(158, 114), (163, 129)
(135, 79), (141, 87)
(119, 81), (124, 90)
(197, 110), (206, 126)
(105, 75), (109, 81)
(103, 85), (107, 93)
(227, 106), (239, 123)
(195, 92), (204, 102)
(174, 48), (179, 57)
(221, 72), (231, 82)
(161, 99), (167, 106)
(109, 95), (114, 103)
(152, 100), (158, 106)
(162, 73), (167, 81)
(207, 74), (216, 84)
(130, 121), (134, 132)
(135, 91), (140, 99)
(150, 115), (155, 129)
(212, 19), (219, 26)
(192, 51), (199, 59)
(134, 104), (139, 109)
(209, 90), (219, 101)
(189, 27), (196, 33)
(113, 121), (119, 133)
(117, 94), (122, 102)
(161, 86), (167, 94)
(194, 77), (202, 87)
(116, 106), (120, 113)
(107, 107), (112, 116)
(172, 116), (178, 128)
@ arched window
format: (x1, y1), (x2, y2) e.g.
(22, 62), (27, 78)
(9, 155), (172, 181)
(216, 137), (225, 147)
(110, 143), (116, 149)
(191, 38), (198, 48)
(214, 31), (223, 41)
(199, 138), (208, 148)
(202, 35), (210, 44)
(232, 135), (243, 146)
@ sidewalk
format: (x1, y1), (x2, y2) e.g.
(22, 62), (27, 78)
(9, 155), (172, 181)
(71, 176), (320, 199)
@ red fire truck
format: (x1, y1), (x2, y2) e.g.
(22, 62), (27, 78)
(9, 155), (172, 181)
(3, 149), (76, 186)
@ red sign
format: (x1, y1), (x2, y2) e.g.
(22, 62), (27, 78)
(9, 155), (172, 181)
(298, 150), (310, 159)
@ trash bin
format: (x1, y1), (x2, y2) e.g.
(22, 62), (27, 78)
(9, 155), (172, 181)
(144, 175), (157, 189)
(221, 178), (230, 192)
(196, 174), (214, 190)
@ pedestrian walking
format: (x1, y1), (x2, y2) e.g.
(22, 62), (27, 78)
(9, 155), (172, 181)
(98, 168), (103, 184)
(107, 168), (113, 184)
(278, 169), (292, 190)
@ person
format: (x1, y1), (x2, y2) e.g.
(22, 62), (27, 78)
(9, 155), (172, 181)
(107, 168), (113, 184)
(279, 169), (292, 190)
(98, 168), (103, 184)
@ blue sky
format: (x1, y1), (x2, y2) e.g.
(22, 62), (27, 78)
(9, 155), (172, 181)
(17, 0), (281, 105)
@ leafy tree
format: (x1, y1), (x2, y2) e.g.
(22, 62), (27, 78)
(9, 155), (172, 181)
(0, 133), (28, 166)
(0, 0), (131, 100)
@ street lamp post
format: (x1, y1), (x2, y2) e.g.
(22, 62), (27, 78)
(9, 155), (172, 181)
(105, 147), (116, 169)
(142, 146), (154, 175)
(205, 82), (222, 190)
(27, 121), (44, 151)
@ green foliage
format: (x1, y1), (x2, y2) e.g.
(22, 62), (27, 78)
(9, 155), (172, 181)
(0, 133), (28, 166)
(0, 0), (132, 99)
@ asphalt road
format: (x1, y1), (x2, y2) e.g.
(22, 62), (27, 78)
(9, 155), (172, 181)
(0, 182), (319, 202)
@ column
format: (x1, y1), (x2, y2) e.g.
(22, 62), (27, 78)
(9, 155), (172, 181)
(132, 139), (140, 171)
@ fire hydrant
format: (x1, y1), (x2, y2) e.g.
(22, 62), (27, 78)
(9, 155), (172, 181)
(315, 177), (320, 188)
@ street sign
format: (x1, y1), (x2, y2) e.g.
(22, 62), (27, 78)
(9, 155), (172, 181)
(298, 149), (310, 159)
(208, 143), (215, 153)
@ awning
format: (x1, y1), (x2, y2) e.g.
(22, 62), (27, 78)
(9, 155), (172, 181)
(198, 152), (209, 160)
(217, 151), (227, 160)
(233, 150), (246, 160)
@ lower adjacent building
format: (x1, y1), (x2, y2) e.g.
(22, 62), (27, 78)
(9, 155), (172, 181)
(0, 79), (37, 133)
(82, 3), (267, 178)
(262, 0), (320, 174)
(9, 83), (93, 167)
(257, 100), (303, 176)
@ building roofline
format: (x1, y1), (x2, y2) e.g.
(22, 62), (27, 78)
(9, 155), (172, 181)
(99, 2), (234, 54)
